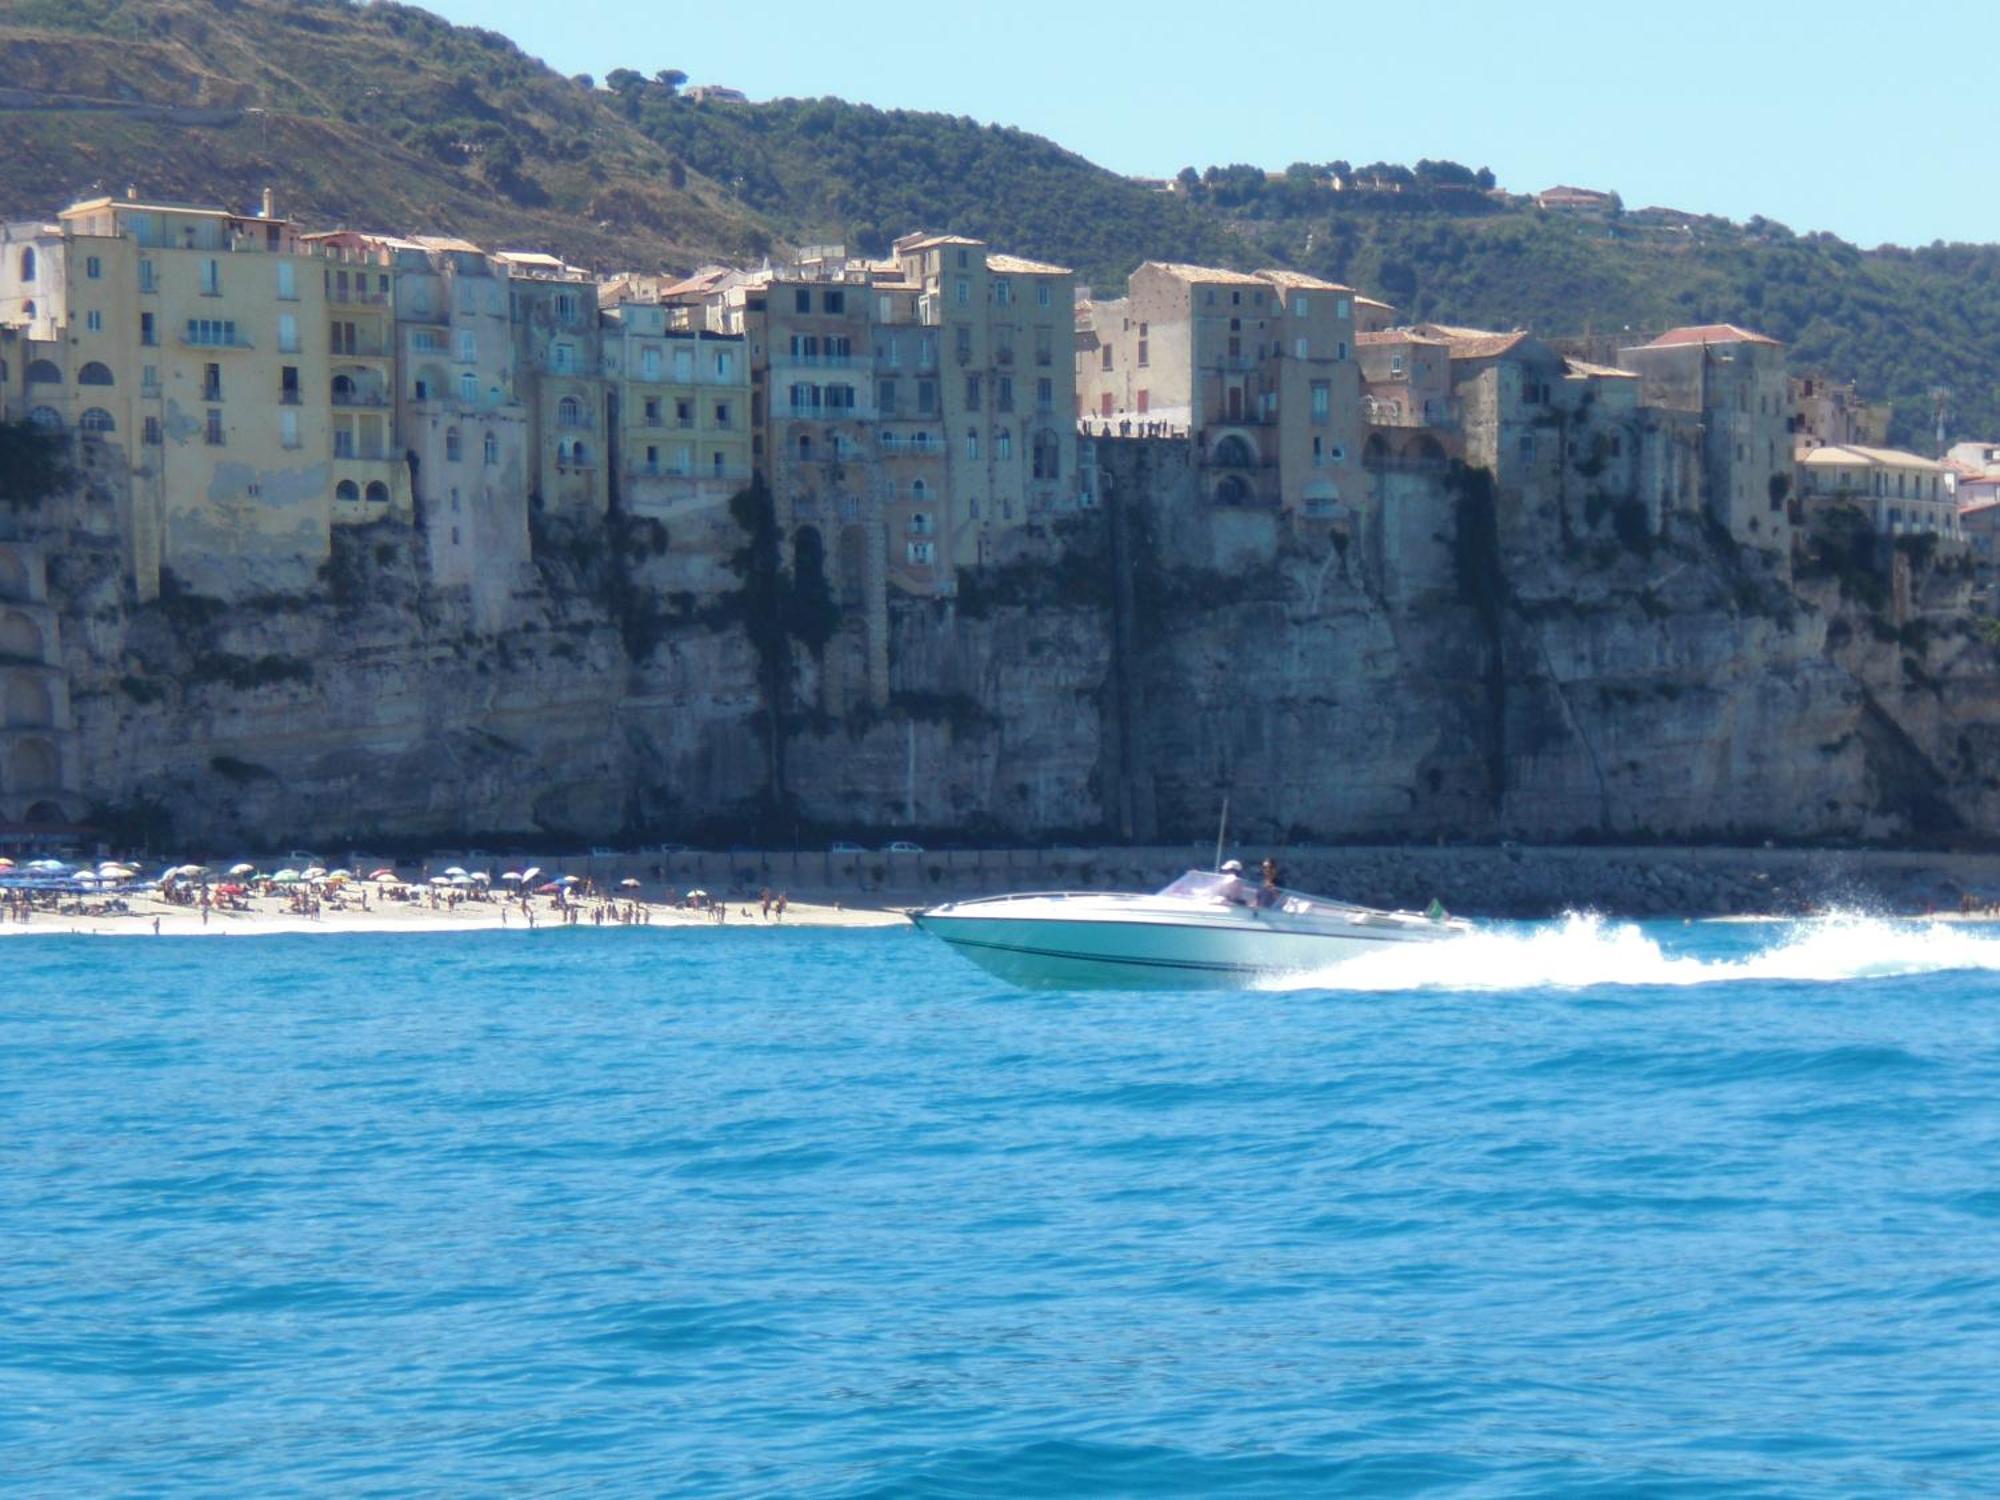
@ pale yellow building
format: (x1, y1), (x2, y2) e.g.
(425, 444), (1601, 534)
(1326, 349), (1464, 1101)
(1799, 444), (1961, 543)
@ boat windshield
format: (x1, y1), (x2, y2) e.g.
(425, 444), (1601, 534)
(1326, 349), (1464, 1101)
(1158, 868), (1341, 916)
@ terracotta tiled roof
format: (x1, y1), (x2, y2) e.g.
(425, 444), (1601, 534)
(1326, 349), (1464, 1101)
(1643, 323), (1782, 348)
(1254, 268), (1354, 293)
(1356, 330), (1447, 347)
(1144, 260), (1267, 287)
(985, 253), (1072, 276)
(1415, 323), (1535, 360)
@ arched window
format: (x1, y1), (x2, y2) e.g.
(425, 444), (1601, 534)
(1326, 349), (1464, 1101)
(26, 406), (60, 431)
(483, 431), (498, 466)
(445, 427), (462, 462)
(335, 480), (360, 502)
(1213, 434), (1254, 468)
(77, 361), (113, 387)
(332, 374), (357, 404)
(556, 438), (573, 465)
(557, 395), (583, 428)
(1032, 430), (1060, 480)
(79, 408), (115, 435)
(19, 247), (34, 283)
(25, 360), (61, 385)
(571, 440), (589, 465)
(911, 477), (928, 503)
(365, 480), (390, 503)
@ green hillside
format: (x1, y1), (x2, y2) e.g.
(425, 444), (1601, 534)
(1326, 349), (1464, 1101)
(0, 0), (1990, 444)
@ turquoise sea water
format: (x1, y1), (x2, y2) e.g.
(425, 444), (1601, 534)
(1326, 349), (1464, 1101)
(5, 915), (2000, 1495)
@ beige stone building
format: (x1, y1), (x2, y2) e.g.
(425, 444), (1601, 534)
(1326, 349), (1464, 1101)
(1618, 324), (1794, 552)
(501, 252), (606, 517)
(1075, 262), (1364, 517)
(1799, 444), (1960, 544)
(0, 193), (359, 600)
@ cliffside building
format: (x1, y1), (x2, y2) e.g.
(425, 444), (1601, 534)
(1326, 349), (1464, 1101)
(1798, 444), (1961, 544)
(1618, 324), (1794, 553)
(1076, 262), (1364, 518)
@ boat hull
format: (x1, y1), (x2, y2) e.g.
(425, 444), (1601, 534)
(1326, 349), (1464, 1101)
(911, 906), (1456, 990)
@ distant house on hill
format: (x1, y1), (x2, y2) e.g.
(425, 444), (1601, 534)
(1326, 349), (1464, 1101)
(1536, 185), (1618, 217)
(684, 85), (748, 105)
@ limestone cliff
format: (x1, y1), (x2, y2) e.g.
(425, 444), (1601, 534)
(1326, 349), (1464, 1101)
(10, 441), (1996, 852)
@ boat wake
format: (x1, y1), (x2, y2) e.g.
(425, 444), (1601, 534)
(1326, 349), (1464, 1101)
(1262, 910), (2000, 992)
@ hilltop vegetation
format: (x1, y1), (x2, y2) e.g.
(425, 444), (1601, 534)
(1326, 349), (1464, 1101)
(0, 0), (1991, 442)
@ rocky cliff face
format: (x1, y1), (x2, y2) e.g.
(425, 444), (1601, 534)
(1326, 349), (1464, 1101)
(23, 442), (2000, 852)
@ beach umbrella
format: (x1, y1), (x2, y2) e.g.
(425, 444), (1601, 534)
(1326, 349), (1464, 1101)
(98, 863), (137, 879)
(228, 863), (256, 876)
(0, 857), (13, 869)
(303, 866), (327, 880)
(272, 868), (302, 882)
(376, 875), (404, 887)
(369, 868), (397, 881)
(534, 881), (562, 894)
(558, 875), (582, 886)
(429, 875), (453, 886)
(619, 878), (641, 889)
(471, 872), (492, 884)
(521, 866), (542, 883)
(686, 888), (707, 900)
(173, 864), (208, 878)
(500, 870), (523, 883)
(443, 866), (468, 878)
(28, 858), (69, 872)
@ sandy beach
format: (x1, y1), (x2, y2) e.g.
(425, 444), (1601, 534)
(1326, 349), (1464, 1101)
(0, 889), (912, 938)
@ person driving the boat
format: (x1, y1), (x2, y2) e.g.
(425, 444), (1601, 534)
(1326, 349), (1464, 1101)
(1258, 858), (1283, 908)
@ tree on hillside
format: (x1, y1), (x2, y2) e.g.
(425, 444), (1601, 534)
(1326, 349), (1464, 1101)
(655, 69), (687, 95)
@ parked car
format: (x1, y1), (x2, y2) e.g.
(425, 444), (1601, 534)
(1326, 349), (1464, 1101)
(830, 841), (868, 854)
(886, 841), (925, 855)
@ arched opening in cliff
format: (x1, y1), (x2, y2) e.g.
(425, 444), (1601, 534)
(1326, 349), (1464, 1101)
(0, 610), (44, 662)
(4, 673), (53, 728)
(7, 738), (59, 793)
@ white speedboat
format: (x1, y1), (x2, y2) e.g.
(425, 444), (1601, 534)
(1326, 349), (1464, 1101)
(910, 868), (1472, 989)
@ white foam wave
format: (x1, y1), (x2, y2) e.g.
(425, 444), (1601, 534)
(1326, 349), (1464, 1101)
(1263, 911), (2000, 993)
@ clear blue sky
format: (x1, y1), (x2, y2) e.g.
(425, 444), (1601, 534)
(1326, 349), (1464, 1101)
(423, 0), (1989, 248)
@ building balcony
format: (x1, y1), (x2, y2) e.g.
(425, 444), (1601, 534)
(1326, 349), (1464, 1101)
(180, 333), (254, 352)
(328, 287), (392, 307)
(331, 342), (391, 361)
(331, 392), (390, 409)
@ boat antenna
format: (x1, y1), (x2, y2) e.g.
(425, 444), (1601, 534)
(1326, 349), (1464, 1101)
(1213, 791), (1230, 872)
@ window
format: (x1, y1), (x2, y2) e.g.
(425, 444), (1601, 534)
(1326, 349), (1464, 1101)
(1311, 381), (1330, 423)
(955, 277), (970, 307)
(205, 409), (225, 446)
(824, 289), (844, 314)
(554, 293), (578, 323)
(185, 318), (239, 347)
(675, 397), (694, 426)
(459, 372), (477, 404)
(644, 397), (662, 425)
(1293, 294), (1307, 318)
(278, 314), (298, 353)
(27, 406), (60, 431)
(558, 395), (584, 427)
(714, 401), (732, 427)
(276, 261), (295, 300)
(78, 361), (113, 386)
(1035, 327), (1052, 366)
(794, 288), (811, 314)
(791, 383), (821, 414)
(996, 376), (1014, 413)
(142, 365), (158, 394)
(826, 384), (856, 411)
(1136, 389), (1149, 414)
(966, 374), (982, 408)
(18, 247), (34, 282)
(203, 363), (222, 402)
(336, 480), (360, 502)
(552, 343), (575, 374)
(1032, 430), (1061, 480)
(918, 379), (937, 415)
(143, 415), (161, 446)
(966, 428), (980, 459)
(714, 350), (734, 381)
(484, 430), (499, 466)
(1100, 345), (1112, 372)
(877, 379), (897, 415)
(994, 278), (1012, 306)
(1294, 337), (1307, 359)
(281, 409), (300, 449)
(1038, 282), (1052, 308)
(996, 429), (1012, 460)
(641, 346), (661, 380)
(456, 330), (477, 364)
(280, 365), (300, 404)
(1137, 336), (1149, 367)
(446, 427), (463, 462)
(201, 258), (221, 296)
(1036, 378), (1053, 414)
(673, 348), (694, 382)
(911, 479), (929, 505)
(79, 407), (115, 435)
(85, 255), (101, 280)
(907, 540), (935, 564)
(138, 259), (155, 293)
